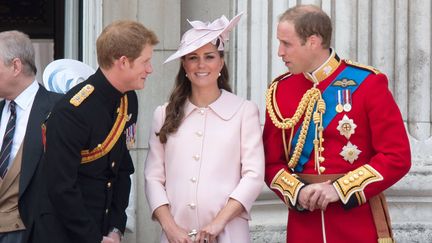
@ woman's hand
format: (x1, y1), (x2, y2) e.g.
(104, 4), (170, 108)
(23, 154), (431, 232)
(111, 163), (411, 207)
(195, 219), (225, 243)
(154, 204), (193, 243)
(165, 224), (193, 243)
(196, 198), (245, 242)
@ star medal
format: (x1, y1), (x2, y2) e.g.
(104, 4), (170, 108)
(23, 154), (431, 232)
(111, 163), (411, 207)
(340, 141), (361, 164)
(343, 89), (352, 112)
(337, 115), (357, 139)
(336, 90), (344, 113)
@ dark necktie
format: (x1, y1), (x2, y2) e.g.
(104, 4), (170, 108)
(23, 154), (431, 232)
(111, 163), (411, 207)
(0, 101), (16, 179)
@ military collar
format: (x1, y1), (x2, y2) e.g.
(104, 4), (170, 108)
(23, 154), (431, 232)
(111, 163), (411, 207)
(303, 48), (341, 85)
(184, 89), (245, 120)
(91, 69), (124, 104)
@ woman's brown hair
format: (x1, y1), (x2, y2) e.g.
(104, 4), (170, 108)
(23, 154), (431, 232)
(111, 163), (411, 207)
(157, 51), (232, 143)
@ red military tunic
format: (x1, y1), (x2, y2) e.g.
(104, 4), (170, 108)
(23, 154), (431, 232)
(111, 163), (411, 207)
(263, 50), (411, 243)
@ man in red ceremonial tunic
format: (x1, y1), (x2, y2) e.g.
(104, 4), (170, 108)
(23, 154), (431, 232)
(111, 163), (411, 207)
(263, 5), (411, 243)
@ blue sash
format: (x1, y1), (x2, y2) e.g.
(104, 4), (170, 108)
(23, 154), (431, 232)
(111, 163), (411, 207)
(292, 66), (370, 172)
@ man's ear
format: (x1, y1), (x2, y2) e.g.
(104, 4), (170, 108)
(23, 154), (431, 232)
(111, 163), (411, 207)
(307, 34), (323, 49)
(12, 58), (23, 75)
(115, 56), (129, 69)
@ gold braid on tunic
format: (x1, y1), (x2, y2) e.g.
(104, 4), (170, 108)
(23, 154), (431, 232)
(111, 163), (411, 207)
(266, 80), (326, 172)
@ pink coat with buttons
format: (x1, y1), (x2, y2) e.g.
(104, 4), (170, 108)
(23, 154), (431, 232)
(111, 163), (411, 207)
(144, 90), (265, 243)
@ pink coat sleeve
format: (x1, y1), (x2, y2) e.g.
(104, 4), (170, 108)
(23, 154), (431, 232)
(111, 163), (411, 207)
(144, 105), (170, 217)
(229, 101), (265, 215)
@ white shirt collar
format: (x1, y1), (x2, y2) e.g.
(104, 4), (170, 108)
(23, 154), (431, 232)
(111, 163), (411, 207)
(0, 80), (40, 170)
(10, 80), (39, 112)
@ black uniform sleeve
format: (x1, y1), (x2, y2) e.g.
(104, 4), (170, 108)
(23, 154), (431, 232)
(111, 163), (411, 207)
(109, 145), (134, 233)
(45, 107), (103, 243)
(109, 91), (137, 233)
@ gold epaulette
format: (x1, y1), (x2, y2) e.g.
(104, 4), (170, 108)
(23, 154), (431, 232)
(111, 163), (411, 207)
(270, 169), (305, 206)
(344, 59), (381, 74)
(271, 71), (292, 84)
(70, 84), (94, 107)
(80, 95), (128, 164)
(333, 164), (383, 204)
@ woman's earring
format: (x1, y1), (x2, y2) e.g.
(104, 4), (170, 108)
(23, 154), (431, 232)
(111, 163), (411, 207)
(218, 73), (221, 77)
(185, 74), (188, 77)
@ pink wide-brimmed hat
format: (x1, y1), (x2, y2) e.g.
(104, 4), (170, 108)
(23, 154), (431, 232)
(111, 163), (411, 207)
(164, 12), (244, 63)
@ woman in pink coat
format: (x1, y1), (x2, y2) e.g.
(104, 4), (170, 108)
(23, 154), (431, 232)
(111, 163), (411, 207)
(144, 13), (264, 243)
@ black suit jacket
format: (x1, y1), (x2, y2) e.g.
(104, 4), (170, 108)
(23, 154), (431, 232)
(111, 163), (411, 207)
(0, 84), (61, 243)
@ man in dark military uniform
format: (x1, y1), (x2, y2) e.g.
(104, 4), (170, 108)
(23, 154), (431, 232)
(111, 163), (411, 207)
(31, 21), (159, 243)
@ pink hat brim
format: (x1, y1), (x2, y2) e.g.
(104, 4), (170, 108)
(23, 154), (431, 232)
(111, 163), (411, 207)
(164, 12), (243, 63)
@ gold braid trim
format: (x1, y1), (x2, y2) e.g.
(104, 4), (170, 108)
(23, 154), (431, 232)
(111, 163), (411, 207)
(266, 81), (326, 170)
(378, 238), (394, 243)
(270, 169), (305, 206)
(345, 59), (381, 75)
(332, 164), (383, 204)
(80, 95), (128, 164)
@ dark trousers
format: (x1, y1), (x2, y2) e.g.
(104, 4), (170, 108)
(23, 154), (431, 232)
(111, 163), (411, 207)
(0, 230), (24, 243)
